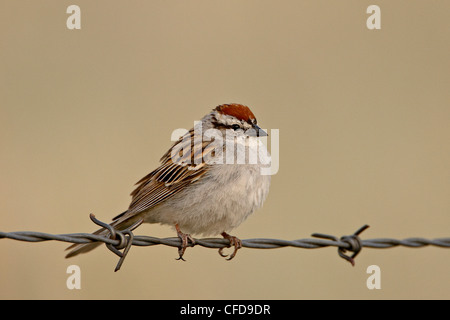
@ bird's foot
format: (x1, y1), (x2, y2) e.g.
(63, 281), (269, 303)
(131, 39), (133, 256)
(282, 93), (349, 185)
(175, 224), (195, 261)
(218, 232), (242, 261)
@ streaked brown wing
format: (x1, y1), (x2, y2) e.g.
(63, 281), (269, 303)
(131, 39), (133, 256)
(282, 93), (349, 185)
(124, 129), (213, 216)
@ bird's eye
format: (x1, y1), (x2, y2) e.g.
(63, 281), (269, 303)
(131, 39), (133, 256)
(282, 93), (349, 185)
(231, 124), (240, 130)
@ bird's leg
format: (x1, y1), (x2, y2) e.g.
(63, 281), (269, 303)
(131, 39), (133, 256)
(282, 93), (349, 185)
(218, 232), (242, 260)
(175, 224), (195, 261)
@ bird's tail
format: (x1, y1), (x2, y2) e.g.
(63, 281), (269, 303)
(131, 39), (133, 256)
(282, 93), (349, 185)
(65, 227), (109, 258)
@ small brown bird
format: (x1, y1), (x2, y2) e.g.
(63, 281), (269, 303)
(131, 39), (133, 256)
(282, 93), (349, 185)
(66, 103), (271, 260)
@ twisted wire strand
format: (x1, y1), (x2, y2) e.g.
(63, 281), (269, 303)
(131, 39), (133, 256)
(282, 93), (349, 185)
(2, 217), (450, 271)
(2, 230), (450, 249)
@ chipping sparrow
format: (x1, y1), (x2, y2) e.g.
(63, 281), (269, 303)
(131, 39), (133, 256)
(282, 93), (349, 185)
(66, 103), (271, 260)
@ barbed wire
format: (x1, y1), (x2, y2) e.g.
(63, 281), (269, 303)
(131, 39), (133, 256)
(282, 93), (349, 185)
(1, 214), (450, 271)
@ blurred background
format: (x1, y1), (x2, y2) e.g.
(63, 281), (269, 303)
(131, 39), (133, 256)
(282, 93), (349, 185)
(1, 0), (449, 299)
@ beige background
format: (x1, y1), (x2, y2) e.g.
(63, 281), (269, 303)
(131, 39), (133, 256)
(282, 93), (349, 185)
(1, 1), (449, 300)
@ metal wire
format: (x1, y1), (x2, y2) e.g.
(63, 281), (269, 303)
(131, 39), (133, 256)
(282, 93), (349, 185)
(1, 214), (450, 271)
(3, 231), (450, 249)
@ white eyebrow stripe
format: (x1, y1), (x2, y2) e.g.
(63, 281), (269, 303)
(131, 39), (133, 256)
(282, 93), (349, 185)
(213, 111), (253, 129)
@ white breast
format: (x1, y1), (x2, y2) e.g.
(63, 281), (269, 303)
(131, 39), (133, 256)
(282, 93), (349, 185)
(144, 136), (271, 236)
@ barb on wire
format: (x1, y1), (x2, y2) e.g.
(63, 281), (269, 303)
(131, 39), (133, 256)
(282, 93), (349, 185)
(312, 224), (370, 266)
(1, 214), (450, 272)
(88, 214), (144, 272)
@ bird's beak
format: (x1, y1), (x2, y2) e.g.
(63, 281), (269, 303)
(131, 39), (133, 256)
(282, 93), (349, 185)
(247, 124), (268, 137)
